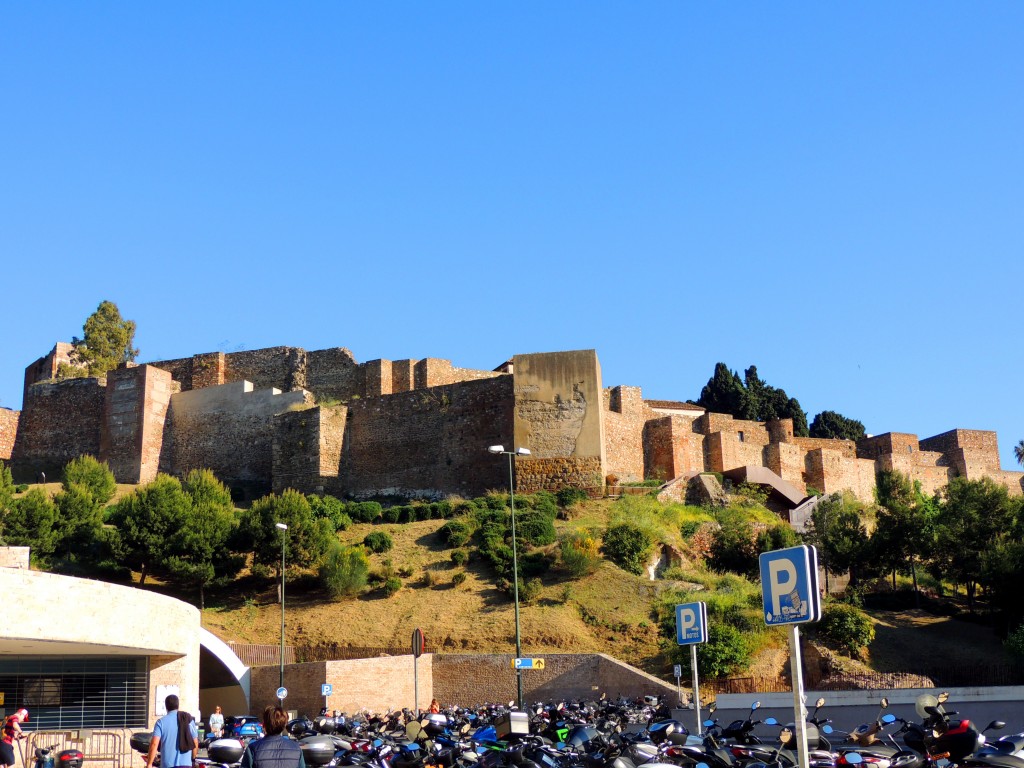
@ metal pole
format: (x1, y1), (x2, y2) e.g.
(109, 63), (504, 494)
(280, 533), (286, 698)
(414, 654), (419, 716)
(789, 626), (809, 768)
(510, 451), (523, 710)
(690, 644), (701, 736)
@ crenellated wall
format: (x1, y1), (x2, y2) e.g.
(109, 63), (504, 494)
(9, 342), (1024, 504)
(166, 380), (312, 495)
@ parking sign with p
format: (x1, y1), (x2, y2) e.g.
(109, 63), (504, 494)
(675, 601), (708, 645)
(759, 545), (821, 626)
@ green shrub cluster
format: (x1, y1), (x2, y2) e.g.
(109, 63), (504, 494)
(559, 532), (601, 578)
(383, 576), (402, 597)
(363, 531), (394, 553)
(450, 549), (469, 566)
(602, 523), (654, 575)
(817, 601), (875, 658)
(556, 487), (589, 507)
(319, 542), (369, 598)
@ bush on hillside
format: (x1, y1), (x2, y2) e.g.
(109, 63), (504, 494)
(602, 523), (654, 575)
(818, 601), (875, 658)
(347, 501), (383, 523)
(363, 531), (394, 553)
(439, 519), (473, 547)
(383, 576), (402, 597)
(692, 623), (752, 678)
(1006, 624), (1024, 659)
(319, 543), (370, 598)
(451, 549), (469, 566)
(559, 533), (601, 578)
(308, 494), (352, 531)
(515, 510), (556, 546)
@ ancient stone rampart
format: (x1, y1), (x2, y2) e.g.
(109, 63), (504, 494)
(165, 380), (312, 496)
(11, 376), (106, 481)
(0, 407), (18, 462)
(9, 342), (1024, 502)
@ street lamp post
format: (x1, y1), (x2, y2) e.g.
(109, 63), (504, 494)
(488, 444), (531, 710)
(276, 522), (288, 700)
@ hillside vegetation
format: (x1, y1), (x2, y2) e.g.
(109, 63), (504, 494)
(2, 456), (1021, 684)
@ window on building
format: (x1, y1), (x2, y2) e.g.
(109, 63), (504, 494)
(0, 657), (148, 729)
(738, 431), (745, 443)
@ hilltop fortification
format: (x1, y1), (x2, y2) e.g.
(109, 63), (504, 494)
(5, 343), (1022, 504)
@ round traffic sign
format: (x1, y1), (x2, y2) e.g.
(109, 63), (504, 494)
(276, 686), (288, 699)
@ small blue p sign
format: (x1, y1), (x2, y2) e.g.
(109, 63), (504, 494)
(675, 601), (708, 645)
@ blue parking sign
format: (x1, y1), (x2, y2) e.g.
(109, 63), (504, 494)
(759, 545), (821, 626)
(675, 601), (708, 645)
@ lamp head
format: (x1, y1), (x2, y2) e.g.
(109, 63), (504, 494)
(516, 448), (531, 456)
(488, 445), (504, 454)
(276, 523), (288, 530)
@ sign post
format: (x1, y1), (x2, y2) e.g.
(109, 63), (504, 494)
(675, 601), (708, 735)
(759, 545), (821, 768)
(321, 683), (332, 711)
(673, 664), (682, 707)
(411, 628), (425, 715)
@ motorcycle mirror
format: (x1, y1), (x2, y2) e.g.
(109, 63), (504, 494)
(882, 715), (896, 724)
(703, 720), (715, 728)
(937, 692), (949, 704)
(765, 718), (779, 726)
(985, 721), (1006, 732)
(779, 728), (793, 745)
(845, 753), (864, 765)
(708, 702), (717, 714)
(823, 725), (833, 734)
(815, 697), (826, 709)
(752, 701), (762, 711)
(879, 697), (889, 709)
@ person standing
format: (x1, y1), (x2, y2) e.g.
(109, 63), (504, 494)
(240, 706), (304, 768)
(145, 695), (198, 768)
(1, 709), (28, 768)
(208, 707), (225, 739)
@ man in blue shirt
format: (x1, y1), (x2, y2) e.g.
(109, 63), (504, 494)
(145, 695), (199, 768)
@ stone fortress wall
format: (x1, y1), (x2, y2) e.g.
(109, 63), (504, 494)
(5, 342), (1023, 502)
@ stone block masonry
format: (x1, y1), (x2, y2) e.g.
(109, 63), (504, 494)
(0, 408), (18, 462)
(339, 376), (514, 500)
(166, 380), (312, 496)
(11, 376), (106, 482)
(10, 341), (1024, 504)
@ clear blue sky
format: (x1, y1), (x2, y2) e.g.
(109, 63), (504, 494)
(3, 4), (1022, 469)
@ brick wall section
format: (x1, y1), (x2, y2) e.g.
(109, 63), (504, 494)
(392, 360), (415, 393)
(876, 450), (955, 496)
(515, 456), (604, 493)
(365, 359), (393, 396)
(192, 352), (227, 389)
(765, 442), (809, 493)
(101, 365), (174, 484)
(22, 342), (74, 397)
(252, 656), (433, 716)
(603, 386), (647, 482)
(273, 408), (324, 493)
(793, 437), (858, 458)
(413, 358), (500, 389)
(11, 377), (106, 482)
(0, 408), (18, 461)
(706, 432), (766, 473)
(305, 348), (362, 402)
(226, 347), (308, 392)
(167, 381), (312, 495)
(856, 432), (920, 460)
(806, 449), (877, 499)
(432, 653), (676, 707)
(340, 377), (514, 500)
(147, 355), (197, 390)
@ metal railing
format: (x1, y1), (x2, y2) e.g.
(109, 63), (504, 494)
(707, 663), (1024, 693)
(295, 644), (409, 663)
(22, 730), (128, 768)
(226, 643), (296, 667)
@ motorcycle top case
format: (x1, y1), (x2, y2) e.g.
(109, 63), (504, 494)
(130, 732), (154, 754)
(56, 750), (84, 768)
(208, 739), (245, 764)
(494, 711), (529, 738)
(300, 735), (341, 767)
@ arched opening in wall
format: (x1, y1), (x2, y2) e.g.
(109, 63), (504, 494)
(199, 630), (250, 720)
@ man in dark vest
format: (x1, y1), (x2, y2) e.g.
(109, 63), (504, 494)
(241, 706), (304, 768)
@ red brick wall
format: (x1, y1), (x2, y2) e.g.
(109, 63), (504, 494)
(101, 365), (174, 484)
